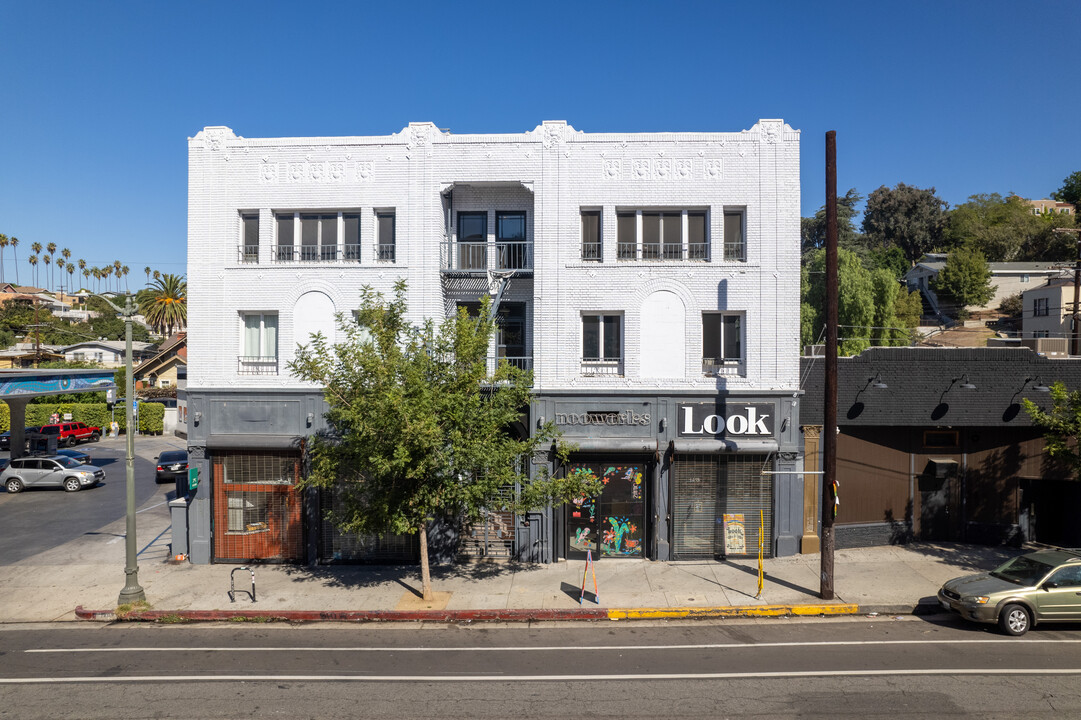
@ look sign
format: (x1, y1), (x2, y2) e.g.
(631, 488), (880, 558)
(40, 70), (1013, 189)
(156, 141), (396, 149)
(678, 403), (774, 437)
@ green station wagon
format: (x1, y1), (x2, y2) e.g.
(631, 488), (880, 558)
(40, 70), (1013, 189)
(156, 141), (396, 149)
(939, 549), (1081, 636)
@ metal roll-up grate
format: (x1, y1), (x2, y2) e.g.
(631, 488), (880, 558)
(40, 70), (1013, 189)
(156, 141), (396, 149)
(318, 487), (419, 563)
(672, 455), (719, 559)
(721, 454), (772, 558)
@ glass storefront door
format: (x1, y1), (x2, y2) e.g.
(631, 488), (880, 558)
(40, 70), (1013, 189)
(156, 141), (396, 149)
(566, 461), (647, 559)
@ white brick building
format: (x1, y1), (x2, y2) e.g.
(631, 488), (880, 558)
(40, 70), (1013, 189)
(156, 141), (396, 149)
(185, 120), (802, 565)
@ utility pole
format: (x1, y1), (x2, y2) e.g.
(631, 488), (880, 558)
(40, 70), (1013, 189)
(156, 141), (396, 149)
(98, 293), (145, 605)
(821, 131), (838, 600)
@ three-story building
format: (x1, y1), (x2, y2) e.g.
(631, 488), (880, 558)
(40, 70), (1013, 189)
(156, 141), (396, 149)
(185, 120), (802, 565)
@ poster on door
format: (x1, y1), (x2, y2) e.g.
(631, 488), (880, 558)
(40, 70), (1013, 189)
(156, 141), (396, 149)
(722, 514), (746, 555)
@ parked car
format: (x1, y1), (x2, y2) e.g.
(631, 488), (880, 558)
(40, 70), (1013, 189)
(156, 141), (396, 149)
(0, 426), (40, 451)
(143, 398), (177, 409)
(155, 450), (189, 484)
(2, 455), (105, 493)
(52, 448), (93, 465)
(34, 422), (102, 447)
(938, 549), (1081, 636)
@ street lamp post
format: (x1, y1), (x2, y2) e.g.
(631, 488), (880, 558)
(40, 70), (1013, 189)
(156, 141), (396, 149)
(98, 294), (145, 605)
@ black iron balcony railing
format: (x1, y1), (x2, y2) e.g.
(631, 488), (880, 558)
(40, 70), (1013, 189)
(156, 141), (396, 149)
(237, 356), (279, 375)
(580, 357), (623, 377)
(441, 240), (533, 273)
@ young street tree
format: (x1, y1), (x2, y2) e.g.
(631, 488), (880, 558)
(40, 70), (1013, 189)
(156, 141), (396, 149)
(288, 281), (601, 600)
(1024, 382), (1081, 476)
(932, 246), (995, 317)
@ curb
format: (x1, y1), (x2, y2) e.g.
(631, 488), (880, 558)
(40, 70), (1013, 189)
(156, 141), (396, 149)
(76, 603), (860, 624)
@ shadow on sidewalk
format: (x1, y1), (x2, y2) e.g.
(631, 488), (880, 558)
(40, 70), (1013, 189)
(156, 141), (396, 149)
(281, 559), (544, 590)
(890, 542), (1019, 571)
(723, 560), (816, 597)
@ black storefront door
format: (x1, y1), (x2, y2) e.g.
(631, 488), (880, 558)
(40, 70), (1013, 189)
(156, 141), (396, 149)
(566, 461), (647, 559)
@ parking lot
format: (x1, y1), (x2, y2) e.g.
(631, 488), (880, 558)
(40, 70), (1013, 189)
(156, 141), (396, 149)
(0, 434), (187, 564)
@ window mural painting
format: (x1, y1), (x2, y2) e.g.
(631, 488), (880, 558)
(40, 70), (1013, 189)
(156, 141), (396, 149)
(567, 462), (646, 558)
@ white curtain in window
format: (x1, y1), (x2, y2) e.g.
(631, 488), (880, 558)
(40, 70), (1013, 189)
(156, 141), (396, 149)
(262, 315), (278, 357)
(244, 315), (261, 356)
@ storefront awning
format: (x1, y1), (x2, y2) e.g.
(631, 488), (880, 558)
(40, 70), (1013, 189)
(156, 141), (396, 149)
(674, 438), (779, 453)
(206, 434), (304, 450)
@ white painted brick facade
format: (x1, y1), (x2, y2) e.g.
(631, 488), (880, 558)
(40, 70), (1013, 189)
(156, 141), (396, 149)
(187, 120), (800, 395)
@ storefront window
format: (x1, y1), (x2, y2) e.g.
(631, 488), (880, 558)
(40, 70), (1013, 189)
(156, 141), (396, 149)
(567, 462), (646, 558)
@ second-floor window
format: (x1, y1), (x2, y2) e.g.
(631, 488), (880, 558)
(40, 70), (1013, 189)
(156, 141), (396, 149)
(239, 312), (278, 375)
(616, 210), (708, 261)
(457, 212), (487, 270)
(582, 314), (622, 376)
(724, 211), (745, 262)
(702, 312), (743, 375)
(1033, 297), (1050, 317)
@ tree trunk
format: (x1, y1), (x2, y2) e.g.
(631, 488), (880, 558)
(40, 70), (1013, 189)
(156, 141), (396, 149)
(419, 523), (433, 601)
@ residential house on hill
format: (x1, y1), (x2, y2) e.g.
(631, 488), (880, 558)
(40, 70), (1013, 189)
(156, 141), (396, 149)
(60, 339), (155, 368)
(134, 332), (186, 389)
(904, 253), (1068, 316)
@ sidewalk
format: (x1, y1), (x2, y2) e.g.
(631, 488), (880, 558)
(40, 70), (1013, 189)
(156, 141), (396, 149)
(0, 433), (1021, 623)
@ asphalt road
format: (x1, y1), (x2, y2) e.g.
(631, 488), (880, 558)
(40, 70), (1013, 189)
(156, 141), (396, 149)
(0, 437), (179, 564)
(2, 616), (1081, 718)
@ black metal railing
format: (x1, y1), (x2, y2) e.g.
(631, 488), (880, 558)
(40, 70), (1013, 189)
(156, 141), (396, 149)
(441, 241), (533, 273)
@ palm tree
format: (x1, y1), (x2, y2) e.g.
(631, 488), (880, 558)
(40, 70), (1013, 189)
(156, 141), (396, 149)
(122, 265), (130, 293)
(111, 260), (121, 293)
(67, 264), (75, 293)
(144, 266), (151, 286)
(10, 237), (19, 284)
(77, 258), (86, 272)
(153, 270), (161, 282)
(28, 255), (38, 287)
(92, 267), (101, 294)
(55, 260), (64, 295)
(82, 268), (90, 290)
(42, 255), (51, 291)
(0, 234), (8, 285)
(140, 273), (187, 336)
(46, 243), (57, 288)
(30, 243), (42, 287)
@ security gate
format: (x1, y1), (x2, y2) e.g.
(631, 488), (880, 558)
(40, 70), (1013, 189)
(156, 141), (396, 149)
(212, 451), (303, 562)
(671, 454), (772, 559)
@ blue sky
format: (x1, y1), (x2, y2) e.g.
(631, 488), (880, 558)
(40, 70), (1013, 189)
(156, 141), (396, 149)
(1, 0), (1078, 288)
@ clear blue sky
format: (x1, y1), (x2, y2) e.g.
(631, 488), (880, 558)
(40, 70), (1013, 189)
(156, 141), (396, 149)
(2, 0), (1078, 287)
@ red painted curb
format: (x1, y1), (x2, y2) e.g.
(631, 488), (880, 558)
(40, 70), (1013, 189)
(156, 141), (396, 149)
(75, 606), (608, 623)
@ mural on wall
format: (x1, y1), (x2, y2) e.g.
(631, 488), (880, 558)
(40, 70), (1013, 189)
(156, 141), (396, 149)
(568, 463), (645, 558)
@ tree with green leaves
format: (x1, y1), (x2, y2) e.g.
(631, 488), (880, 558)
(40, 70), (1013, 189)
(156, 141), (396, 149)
(288, 281), (602, 600)
(948, 193), (1074, 262)
(933, 246), (995, 317)
(139, 273), (186, 336)
(1024, 381), (1081, 478)
(801, 188), (864, 259)
(1052, 171), (1081, 208)
(801, 247), (876, 355)
(862, 183), (949, 266)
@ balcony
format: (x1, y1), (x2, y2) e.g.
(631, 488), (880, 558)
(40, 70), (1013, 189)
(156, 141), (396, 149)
(238, 245), (259, 263)
(272, 244), (364, 263)
(238, 356), (279, 375)
(441, 241), (533, 275)
(617, 243), (709, 261)
(702, 357), (745, 377)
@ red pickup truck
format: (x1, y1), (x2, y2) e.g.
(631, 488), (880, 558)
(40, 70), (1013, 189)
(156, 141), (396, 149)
(35, 422), (102, 447)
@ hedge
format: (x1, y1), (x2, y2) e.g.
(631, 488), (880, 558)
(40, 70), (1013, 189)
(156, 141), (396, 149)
(1, 401), (166, 435)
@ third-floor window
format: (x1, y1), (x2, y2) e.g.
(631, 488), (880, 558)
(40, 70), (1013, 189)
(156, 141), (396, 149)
(274, 212), (361, 262)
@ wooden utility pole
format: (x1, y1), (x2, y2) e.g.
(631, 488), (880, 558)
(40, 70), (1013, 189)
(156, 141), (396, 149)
(821, 131), (838, 600)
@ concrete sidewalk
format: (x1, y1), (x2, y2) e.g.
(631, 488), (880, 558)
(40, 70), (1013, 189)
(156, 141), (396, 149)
(0, 433), (1022, 623)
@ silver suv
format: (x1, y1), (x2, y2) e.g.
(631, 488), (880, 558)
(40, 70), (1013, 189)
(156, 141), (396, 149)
(2, 455), (105, 493)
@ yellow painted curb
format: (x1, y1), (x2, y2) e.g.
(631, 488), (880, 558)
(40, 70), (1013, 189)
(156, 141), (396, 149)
(607, 604), (860, 620)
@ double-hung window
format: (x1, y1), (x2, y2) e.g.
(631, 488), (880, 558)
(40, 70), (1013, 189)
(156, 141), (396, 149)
(239, 313), (278, 375)
(702, 312), (743, 375)
(581, 210), (601, 261)
(240, 213), (259, 263)
(724, 211), (745, 262)
(375, 211), (395, 262)
(582, 314), (622, 376)
(616, 210), (708, 261)
(1033, 297), (1050, 317)
(275, 212), (360, 262)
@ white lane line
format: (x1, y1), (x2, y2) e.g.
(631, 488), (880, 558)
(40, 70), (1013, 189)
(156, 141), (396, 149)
(136, 501), (168, 514)
(3, 668), (1081, 684)
(26, 638), (1081, 654)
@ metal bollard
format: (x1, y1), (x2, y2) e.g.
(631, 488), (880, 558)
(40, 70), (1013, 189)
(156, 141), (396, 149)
(229, 566), (256, 603)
